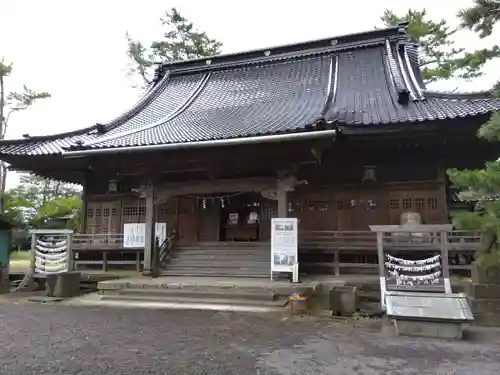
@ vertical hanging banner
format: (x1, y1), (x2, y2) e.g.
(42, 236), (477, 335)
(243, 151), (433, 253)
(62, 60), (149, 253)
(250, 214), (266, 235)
(123, 223), (167, 248)
(271, 218), (298, 273)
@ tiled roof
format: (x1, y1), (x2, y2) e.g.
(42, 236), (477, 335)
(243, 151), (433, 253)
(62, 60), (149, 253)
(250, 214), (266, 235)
(1, 24), (499, 157)
(0, 126), (98, 156)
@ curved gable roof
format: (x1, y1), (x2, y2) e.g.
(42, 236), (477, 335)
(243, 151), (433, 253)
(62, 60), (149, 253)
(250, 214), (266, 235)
(1, 23), (499, 158)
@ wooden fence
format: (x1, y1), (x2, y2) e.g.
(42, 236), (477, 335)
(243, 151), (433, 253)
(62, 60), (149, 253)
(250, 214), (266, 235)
(298, 230), (480, 277)
(69, 230), (481, 275)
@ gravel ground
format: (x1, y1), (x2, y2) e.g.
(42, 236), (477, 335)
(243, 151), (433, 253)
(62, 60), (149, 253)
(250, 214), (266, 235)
(1, 300), (500, 374)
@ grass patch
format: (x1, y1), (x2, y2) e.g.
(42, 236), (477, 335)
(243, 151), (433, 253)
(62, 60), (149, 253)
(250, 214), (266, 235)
(10, 251), (32, 261)
(9, 251), (32, 272)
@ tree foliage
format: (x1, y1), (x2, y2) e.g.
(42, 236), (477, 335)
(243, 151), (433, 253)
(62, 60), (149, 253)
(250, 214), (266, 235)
(381, 9), (500, 85)
(459, 0), (500, 38)
(126, 7), (222, 88)
(0, 58), (51, 212)
(446, 4), (500, 266)
(2, 175), (82, 231)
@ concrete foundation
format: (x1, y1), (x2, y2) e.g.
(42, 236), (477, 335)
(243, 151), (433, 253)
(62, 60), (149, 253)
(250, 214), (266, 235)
(0, 266), (9, 294)
(471, 264), (500, 285)
(465, 265), (500, 327)
(393, 319), (464, 340)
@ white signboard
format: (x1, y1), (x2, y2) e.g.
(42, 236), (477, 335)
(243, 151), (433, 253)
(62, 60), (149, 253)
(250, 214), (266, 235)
(271, 218), (298, 273)
(123, 223), (167, 248)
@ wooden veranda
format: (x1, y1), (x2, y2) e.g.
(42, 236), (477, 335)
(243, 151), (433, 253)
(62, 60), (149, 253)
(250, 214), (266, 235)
(70, 230), (480, 277)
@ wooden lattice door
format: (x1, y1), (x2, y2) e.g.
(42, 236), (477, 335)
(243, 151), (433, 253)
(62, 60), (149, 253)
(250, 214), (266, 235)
(335, 188), (389, 231)
(388, 187), (446, 224)
(85, 201), (121, 234)
(288, 188), (334, 232)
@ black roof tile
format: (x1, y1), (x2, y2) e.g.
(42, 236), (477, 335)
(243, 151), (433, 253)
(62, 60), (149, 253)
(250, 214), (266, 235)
(1, 24), (499, 158)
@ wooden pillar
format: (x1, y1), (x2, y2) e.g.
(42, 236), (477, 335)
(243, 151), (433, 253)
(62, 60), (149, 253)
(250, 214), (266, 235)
(142, 181), (155, 276)
(79, 177), (88, 233)
(277, 179), (288, 218)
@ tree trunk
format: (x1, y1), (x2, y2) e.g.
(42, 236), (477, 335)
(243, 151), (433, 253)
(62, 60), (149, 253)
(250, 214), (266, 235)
(0, 162), (5, 213)
(0, 74), (5, 213)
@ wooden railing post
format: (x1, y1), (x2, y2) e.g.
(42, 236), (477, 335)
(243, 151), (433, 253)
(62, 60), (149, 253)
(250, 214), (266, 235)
(66, 232), (74, 272)
(375, 231), (386, 309)
(440, 230), (452, 293)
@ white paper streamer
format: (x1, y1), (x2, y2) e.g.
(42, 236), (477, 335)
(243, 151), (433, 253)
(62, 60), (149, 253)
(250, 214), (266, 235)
(35, 244), (68, 253)
(35, 260), (67, 269)
(388, 270), (441, 281)
(385, 261), (441, 272)
(34, 236), (69, 275)
(394, 276), (442, 286)
(386, 254), (440, 265)
(36, 239), (67, 248)
(35, 250), (68, 262)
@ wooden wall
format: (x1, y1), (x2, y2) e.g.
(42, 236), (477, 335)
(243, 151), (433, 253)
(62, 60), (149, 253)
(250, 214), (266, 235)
(83, 180), (447, 241)
(82, 150), (447, 240)
(289, 181), (446, 232)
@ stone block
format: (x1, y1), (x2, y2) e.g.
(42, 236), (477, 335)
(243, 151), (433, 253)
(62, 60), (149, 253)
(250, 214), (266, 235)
(469, 298), (500, 314)
(393, 319), (463, 339)
(313, 287), (331, 311)
(330, 286), (357, 316)
(473, 313), (500, 327)
(45, 272), (81, 298)
(471, 263), (500, 285)
(465, 282), (500, 300)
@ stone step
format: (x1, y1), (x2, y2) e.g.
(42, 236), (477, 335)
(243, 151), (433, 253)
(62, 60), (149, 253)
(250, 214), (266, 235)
(185, 241), (271, 247)
(99, 293), (288, 308)
(106, 287), (276, 302)
(165, 262), (271, 275)
(168, 260), (269, 268)
(172, 249), (271, 258)
(171, 255), (269, 262)
(175, 248), (269, 254)
(177, 243), (269, 250)
(160, 269), (269, 278)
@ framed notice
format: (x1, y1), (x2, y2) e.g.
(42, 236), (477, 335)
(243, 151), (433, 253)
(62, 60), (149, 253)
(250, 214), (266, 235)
(271, 218), (298, 273)
(123, 223), (167, 248)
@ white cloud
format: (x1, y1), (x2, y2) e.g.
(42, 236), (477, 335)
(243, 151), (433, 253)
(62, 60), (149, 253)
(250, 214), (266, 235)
(0, 0), (498, 188)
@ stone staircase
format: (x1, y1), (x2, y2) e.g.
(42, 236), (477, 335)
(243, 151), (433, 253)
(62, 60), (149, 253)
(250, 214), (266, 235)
(161, 242), (270, 278)
(93, 277), (295, 312)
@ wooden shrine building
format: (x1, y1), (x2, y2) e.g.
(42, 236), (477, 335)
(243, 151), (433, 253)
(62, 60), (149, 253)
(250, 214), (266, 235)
(1, 24), (499, 277)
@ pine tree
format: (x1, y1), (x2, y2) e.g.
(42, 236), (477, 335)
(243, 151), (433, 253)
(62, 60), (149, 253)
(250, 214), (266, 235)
(381, 9), (500, 84)
(458, 0), (500, 38)
(446, 3), (500, 266)
(0, 59), (50, 212)
(126, 8), (222, 88)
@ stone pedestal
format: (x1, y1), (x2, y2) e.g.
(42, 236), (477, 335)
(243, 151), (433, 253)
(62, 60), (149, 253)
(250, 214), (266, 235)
(393, 320), (463, 339)
(329, 286), (357, 316)
(45, 272), (81, 298)
(466, 263), (500, 327)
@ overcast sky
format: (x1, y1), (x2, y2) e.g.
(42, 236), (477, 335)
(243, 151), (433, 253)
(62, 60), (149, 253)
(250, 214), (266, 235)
(1, 0), (499, 188)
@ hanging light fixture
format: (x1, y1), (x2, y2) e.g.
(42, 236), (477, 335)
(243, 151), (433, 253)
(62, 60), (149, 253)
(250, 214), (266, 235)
(362, 166), (377, 183)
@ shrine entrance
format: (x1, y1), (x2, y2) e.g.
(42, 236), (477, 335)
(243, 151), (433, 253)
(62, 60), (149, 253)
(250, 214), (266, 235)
(195, 192), (277, 243)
